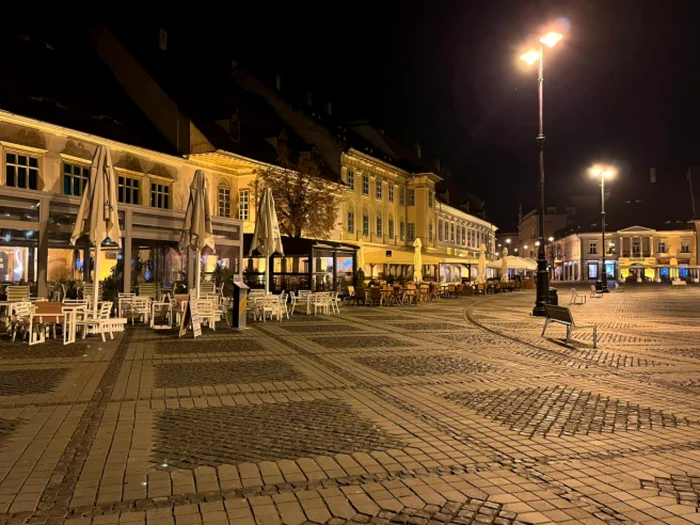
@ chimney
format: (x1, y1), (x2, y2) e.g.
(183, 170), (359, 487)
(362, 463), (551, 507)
(323, 101), (332, 116)
(275, 73), (281, 91)
(304, 91), (313, 106)
(413, 143), (422, 158)
(433, 158), (441, 173)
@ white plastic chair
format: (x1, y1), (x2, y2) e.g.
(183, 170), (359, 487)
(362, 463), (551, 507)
(77, 301), (114, 342)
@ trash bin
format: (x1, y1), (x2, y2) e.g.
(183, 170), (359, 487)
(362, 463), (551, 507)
(548, 288), (558, 306)
(231, 281), (250, 330)
(595, 281), (603, 292)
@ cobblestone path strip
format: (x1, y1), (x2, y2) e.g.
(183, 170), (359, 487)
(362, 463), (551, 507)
(153, 360), (306, 388)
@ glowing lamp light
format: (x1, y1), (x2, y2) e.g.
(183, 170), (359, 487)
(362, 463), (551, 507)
(520, 50), (540, 65)
(506, 238), (511, 244)
(548, 236), (554, 242)
(535, 241), (541, 247)
(539, 32), (563, 48)
(590, 164), (617, 179)
(524, 244), (528, 249)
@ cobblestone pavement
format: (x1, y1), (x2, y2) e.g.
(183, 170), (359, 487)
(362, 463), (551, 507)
(0, 287), (700, 524)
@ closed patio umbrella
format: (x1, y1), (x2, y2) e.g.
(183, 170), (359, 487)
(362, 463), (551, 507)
(180, 170), (215, 298)
(500, 247), (509, 282)
(477, 243), (487, 284)
(70, 145), (121, 313)
(249, 188), (284, 293)
(413, 238), (423, 282)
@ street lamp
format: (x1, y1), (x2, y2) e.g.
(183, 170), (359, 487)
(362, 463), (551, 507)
(590, 164), (616, 292)
(520, 30), (564, 316)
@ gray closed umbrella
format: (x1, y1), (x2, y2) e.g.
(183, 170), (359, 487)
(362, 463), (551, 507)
(180, 170), (215, 298)
(249, 188), (284, 293)
(70, 146), (121, 313)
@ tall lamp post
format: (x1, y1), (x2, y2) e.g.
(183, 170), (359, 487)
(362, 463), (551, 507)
(520, 31), (563, 316)
(590, 165), (616, 292)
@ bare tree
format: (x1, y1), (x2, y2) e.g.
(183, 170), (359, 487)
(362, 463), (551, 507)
(256, 133), (340, 238)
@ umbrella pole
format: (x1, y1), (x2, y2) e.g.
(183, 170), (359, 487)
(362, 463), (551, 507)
(265, 255), (270, 294)
(93, 239), (100, 315)
(195, 249), (201, 299)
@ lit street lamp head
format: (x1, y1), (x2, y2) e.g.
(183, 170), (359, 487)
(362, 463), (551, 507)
(548, 236), (554, 242)
(539, 32), (563, 48)
(590, 164), (616, 179)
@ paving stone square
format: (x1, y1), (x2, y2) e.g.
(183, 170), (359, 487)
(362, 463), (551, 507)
(153, 360), (307, 388)
(152, 399), (406, 468)
(3, 286), (700, 524)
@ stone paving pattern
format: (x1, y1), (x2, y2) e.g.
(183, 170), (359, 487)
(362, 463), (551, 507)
(0, 287), (699, 523)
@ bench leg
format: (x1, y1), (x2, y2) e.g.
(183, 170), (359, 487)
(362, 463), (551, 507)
(565, 326), (571, 345)
(593, 326), (597, 349)
(541, 318), (550, 338)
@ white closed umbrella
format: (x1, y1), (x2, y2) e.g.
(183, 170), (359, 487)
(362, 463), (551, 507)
(249, 188), (284, 293)
(500, 247), (509, 282)
(70, 146), (121, 313)
(180, 170), (216, 299)
(413, 237), (423, 282)
(477, 243), (487, 284)
(356, 239), (365, 272)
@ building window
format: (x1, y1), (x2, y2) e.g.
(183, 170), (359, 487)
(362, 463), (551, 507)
(347, 168), (354, 190)
(347, 209), (354, 234)
(632, 238), (641, 255)
(388, 184), (394, 202)
(376, 179), (382, 199)
(588, 263), (598, 279)
(407, 188), (415, 206)
(150, 182), (171, 209)
(400, 221), (405, 240)
(238, 189), (250, 221)
(456, 225), (461, 245)
(376, 215), (383, 238)
(399, 185), (405, 206)
(5, 152), (39, 190)
(407, 223), (415, 241)
(362, 174), (369, 195)
(118, 175), (140, 204)
(429, 223), (433, 242)
(362, 212), (369, 237)
(438, 220), (443, 241)
(681, 239), (691, 253)
(388, 217), (394, 239)
(218, 185), (231, 218)
(63, 162), (89, 197)
(657, 239), (667, 253)
(450, 223), (455, 242)
(588, 241), (597, 255)
(428, 191), (433, 208)
(607, 243), (616, 255)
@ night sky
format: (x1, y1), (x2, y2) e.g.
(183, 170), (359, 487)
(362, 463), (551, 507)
(25, 2), (700, 225)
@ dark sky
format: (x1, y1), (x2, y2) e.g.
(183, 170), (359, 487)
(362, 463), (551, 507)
(30, 2), (700, 225)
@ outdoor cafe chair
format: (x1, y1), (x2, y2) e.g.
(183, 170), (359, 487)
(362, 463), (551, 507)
(313, 293), (333, 315)
(9, 301), (33, 342)
(366, 287), (382, 307)
(330, 291), (341, 313)
(77, 301), (114, 342)
(192, 299), (218, 329)
(418, 284), (430, 302)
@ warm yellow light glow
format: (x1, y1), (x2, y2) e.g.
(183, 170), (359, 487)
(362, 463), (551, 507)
(590, 164), (617, 179)
(540, 32), (563, 48)
(524, 244), (528, 249)
(535, 241), (541, 247)
(506, 238), (511, 244)
(520, 50), (540, 65)
(548, 236), (554, 242)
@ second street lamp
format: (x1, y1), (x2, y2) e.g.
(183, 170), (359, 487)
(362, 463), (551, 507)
(590, 165), (616, 292)
(520, 31), (563, 316)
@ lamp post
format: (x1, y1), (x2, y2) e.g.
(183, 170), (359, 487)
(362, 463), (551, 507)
(520, 31), (563, 316)
(590, 165), (616, 292)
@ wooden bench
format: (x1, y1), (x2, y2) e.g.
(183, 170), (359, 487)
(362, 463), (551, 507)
(590, 284), (603, 298)
(542, 304), (598, 349)
(569, 288), (586, 305)
(671, 279), (687, 287)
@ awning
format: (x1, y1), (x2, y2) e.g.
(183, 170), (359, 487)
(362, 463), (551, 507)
(243, 234), (357, 257)
(438, 257), (478, 265)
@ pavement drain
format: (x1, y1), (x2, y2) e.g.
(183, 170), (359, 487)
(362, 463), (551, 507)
(355, 355), (495, 377)
(153, 360), (306, 388)
(151, 399), (405, 468)
(445, 385), (691, 438)
(0, 368), (69, 396)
